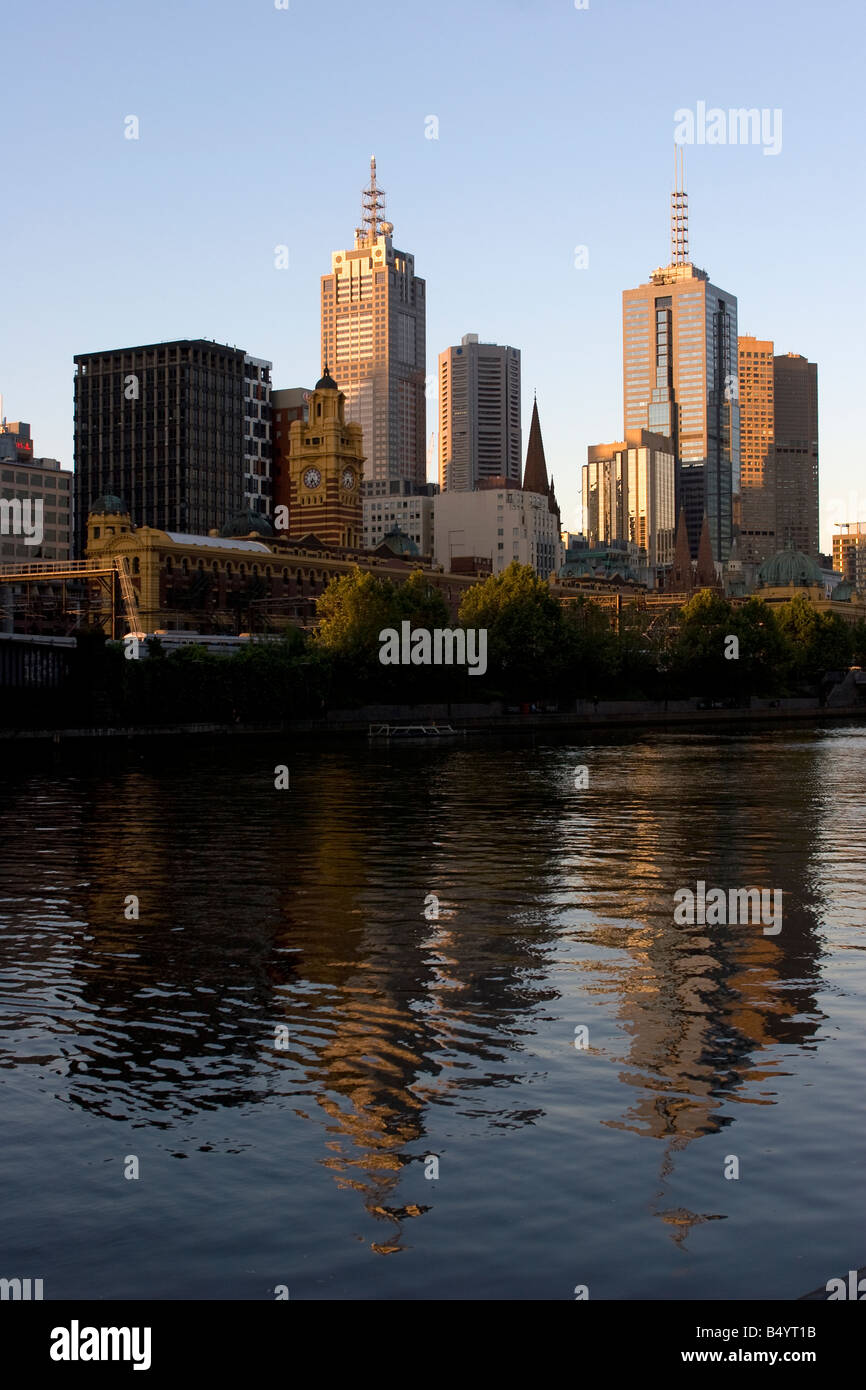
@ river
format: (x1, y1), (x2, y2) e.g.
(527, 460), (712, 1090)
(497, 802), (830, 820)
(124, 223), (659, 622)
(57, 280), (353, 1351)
(1, 726), (863, 1299)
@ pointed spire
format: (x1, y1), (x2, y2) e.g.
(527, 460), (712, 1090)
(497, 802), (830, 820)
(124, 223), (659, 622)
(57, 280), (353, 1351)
(695, 513), (718, 587)
(667, 508), (693, 592)
(522, 398), (549, 496)
(547, 473), (560, 520)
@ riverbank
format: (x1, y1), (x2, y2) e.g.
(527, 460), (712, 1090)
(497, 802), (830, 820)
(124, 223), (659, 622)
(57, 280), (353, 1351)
(2, 697), (865, 741)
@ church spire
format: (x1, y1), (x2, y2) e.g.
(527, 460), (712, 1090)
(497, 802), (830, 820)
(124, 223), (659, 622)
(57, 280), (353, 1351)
(695, 513), (718, 587)
(522, 397), (549, 496)
(667, 508), (693, 592)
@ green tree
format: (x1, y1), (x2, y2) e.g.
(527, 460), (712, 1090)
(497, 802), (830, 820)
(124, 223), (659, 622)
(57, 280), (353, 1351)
(458, 561), (563, 696)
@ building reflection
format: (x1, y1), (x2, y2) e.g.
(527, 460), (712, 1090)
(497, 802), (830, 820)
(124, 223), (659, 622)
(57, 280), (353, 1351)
(0, 733), (831, 1253)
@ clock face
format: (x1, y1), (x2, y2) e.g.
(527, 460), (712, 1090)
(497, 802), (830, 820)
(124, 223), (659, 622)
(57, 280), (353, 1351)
(341, 468), (356, 491)
(303, 467), (321, 489)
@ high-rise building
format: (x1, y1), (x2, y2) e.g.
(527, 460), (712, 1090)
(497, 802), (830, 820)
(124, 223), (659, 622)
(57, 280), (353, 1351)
(622, 167), (739, 563)
(287, 368), (364, 549)
(0, 418), (73, 563)
(438, 334), (521, 491)
(73, 339), (272, 556)
(774, 352), (819, 560)
(321, 158), (425, 486)
(833, 523), (866, 589)
(737, 336), (776, 563)
(582, 429), (676, 570)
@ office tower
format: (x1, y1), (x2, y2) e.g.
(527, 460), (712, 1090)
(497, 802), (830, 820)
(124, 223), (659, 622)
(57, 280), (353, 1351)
(73, 339), (272, 556)
(271, 386), (312, 525)
(0, 418), (73, 563)
(287, 368), (364, 548)
(737, 336), (776, 563)
(582, 429), (676, 569)
(774, 352), (819, 560)
(622, 163), (739, 563)
(438, 334), (521, 491)
(321, 158), (425, 485)
(833, 523), (866, 589)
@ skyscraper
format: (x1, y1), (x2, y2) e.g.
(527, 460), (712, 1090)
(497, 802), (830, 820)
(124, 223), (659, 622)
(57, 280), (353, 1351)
(622, 163), (739, 563)
(774, 352), (819, 560)
(73, 339), (271, 556)
(582, 429), (676, 570)
(737, 335), (776, 563)
(438, 334), (521, 491)
(321, 158), (426, 486)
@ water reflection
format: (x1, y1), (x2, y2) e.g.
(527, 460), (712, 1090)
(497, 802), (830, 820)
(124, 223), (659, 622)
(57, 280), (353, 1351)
(0, 731), (855, 1269)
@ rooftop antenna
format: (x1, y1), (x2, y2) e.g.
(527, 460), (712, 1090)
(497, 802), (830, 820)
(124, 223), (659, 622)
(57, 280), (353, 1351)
(671, 144), (689, 265)
(361, 155), (387, 242)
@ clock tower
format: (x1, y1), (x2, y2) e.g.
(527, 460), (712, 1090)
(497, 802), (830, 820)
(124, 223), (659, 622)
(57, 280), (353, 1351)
(287, 366), (365, 547)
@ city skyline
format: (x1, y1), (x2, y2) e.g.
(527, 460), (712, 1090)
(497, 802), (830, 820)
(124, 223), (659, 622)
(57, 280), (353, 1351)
(0, 0), (861, 553)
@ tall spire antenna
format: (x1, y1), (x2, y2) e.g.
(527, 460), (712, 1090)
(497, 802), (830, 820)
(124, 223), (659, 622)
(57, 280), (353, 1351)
(671, 145), (689, 265)
(361, 154), (387, 242)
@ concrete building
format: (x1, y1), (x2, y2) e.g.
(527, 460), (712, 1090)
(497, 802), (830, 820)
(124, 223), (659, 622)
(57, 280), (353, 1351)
(582, 428), (676, 572)
(833, 523), (866, 590)
(321, 157), (425, 485)
(434, 485), (563, 578)
(0, 420), (73, 563)
(363, 478), (437, 554)
(438, 334), (521, 491)
(73, 339), (272, 555)
(774, 352), (819, 560)
(286, 369), (364, 549)
(622, 173), (739, 563)
(737, 335), (776, 563)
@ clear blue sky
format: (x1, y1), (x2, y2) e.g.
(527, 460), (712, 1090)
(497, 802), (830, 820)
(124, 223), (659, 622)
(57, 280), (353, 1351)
(1, 0), (862, 552)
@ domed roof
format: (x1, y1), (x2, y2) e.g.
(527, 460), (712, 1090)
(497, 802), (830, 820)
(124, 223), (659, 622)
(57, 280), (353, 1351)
(89, 493), (128, 515)
(831, 580), (855, 602)
(316, 365), (338, 391)
(758, 549), (823, 588)
(380, 527), (420, 557)
(220, 509), (275, 539)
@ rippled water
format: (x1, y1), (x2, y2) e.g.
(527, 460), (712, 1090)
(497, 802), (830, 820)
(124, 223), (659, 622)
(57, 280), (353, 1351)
(1, 726), (864, 1300)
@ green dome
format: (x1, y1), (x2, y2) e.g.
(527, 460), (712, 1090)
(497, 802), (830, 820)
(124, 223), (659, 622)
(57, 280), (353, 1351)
(831, 580), (855, 602)
(89, 493), (127, 515)
(220, 509), (275, 539)
(380, 527), (420, 557)
(758, 549), (823, 588)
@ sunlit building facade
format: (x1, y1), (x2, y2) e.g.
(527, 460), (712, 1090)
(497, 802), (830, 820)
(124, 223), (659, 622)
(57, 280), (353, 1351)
(582, 429), (676, 571)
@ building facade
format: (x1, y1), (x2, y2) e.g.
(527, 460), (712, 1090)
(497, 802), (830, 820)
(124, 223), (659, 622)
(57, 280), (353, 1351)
(582, 429), (676, 571)
(622, 186), (739, 563)
(737, 336), (776, 563)
(434, 485), (563, 578)
(833, 523), (866, 590)
(363, 478), (437, 554)
(438, 334), (521, 491)
(286, 370), (364, 549)
(271, 387), (312, 527)
(774, 352), (819, 560)
(73, 339), (272, 557)
(320, 158), (425, 485)
(0, 420), (73, 563)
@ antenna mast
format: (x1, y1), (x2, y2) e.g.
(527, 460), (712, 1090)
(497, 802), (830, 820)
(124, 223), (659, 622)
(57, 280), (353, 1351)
(671, 145), (689, 265)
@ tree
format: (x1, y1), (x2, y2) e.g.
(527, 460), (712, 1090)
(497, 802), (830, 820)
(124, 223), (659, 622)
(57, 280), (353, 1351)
(458, 562), (563, 696)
